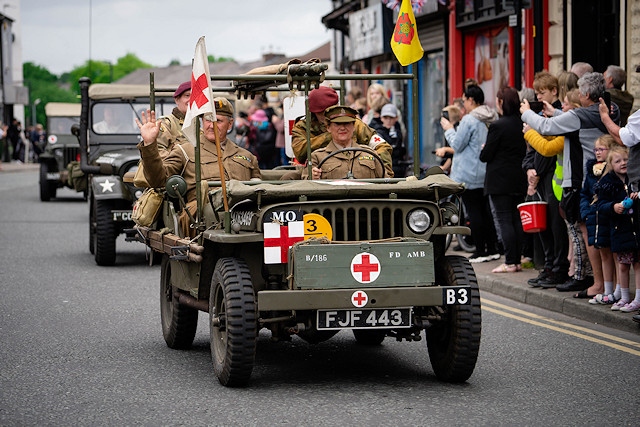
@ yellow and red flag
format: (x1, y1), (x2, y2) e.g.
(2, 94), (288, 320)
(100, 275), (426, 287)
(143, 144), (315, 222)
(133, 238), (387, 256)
(182, 36), (215, 146)
(390, 0), (424, 66)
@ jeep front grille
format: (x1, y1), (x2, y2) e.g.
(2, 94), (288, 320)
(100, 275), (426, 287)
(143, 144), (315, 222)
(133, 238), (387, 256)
(308, 205), (405, 240)
(63, 147), (79, 166)
(263, 200), (439, 241)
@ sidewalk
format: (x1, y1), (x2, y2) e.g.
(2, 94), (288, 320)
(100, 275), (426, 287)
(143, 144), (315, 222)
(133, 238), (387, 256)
(0, 161), (39, 173)
(460, 249), (640, 335)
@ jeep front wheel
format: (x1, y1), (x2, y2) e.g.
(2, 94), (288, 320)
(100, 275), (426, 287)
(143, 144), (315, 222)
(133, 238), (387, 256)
(160, 254), (197, 349)
(426, 255), (481, 383)
(209, 257), (257, 387)
(39, 162), (56, 201)
(94, 199), (116, 266)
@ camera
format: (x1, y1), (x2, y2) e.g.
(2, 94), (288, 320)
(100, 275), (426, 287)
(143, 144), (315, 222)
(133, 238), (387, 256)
(441, 110), (449, 121)
(601, 91), (611, 110)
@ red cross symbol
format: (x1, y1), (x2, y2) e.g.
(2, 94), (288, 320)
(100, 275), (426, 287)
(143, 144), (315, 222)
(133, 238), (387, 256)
(189, 73), (210, 110)
(263, 221), (304, 264)
(351, 290), (368, 308)
(351, 253), (380, 283)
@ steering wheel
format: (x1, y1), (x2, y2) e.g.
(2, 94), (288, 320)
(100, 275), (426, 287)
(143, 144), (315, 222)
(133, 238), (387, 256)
(316, 146), (386, 179)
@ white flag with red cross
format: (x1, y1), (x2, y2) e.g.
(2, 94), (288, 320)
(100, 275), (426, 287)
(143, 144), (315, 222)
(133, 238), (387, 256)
(263, 221), (305, 264)
(182, 36), (215, 146)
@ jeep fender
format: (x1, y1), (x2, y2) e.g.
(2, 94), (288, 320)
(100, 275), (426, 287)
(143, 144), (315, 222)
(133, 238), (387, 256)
(91, 175), (125, 200)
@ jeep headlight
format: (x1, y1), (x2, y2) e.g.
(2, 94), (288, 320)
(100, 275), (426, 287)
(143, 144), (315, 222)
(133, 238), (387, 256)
(407, 209), (431, 234)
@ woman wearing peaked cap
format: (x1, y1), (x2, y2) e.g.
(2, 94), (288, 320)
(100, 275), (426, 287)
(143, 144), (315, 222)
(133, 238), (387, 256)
(308, 105), (385, 180)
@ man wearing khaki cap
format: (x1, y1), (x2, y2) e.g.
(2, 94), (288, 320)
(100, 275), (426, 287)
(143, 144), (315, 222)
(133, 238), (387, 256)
(291, 85), (394, 177)
(309, 105), (385, 180)
(136, 97), (261, 236)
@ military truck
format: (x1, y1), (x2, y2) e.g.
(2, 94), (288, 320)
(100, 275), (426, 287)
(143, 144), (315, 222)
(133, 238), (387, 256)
(76, 78), (176, 266)
(135, 64), (481, 387)
(38, 102), (82, 201)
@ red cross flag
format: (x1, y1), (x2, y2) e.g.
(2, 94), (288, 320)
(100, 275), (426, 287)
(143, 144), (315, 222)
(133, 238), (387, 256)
(263, 221), (305, 264)
(182, 36), (215, 146)
(350, 253), (381, 283)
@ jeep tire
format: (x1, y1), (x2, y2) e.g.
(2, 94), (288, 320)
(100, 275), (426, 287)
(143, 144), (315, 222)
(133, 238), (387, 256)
(209, 257), (257, 387)
(160, 254), (198, 349)
(39, 162), (56, 201)
(426, 255), (481, 383)
(94, 198), (117, 266)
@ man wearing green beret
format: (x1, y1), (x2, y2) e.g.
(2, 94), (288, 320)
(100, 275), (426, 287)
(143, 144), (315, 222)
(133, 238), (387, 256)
(291, 86), (394, 177)
(309, 105), (385, 180)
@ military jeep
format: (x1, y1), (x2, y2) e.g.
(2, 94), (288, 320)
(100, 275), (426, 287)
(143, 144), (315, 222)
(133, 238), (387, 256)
(136, 65), (481, 387)
(38, 102), (82, 201)
(76, 78), (176, 266)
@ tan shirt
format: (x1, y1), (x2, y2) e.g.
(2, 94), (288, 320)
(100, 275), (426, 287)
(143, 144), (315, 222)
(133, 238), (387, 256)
(309, 141), (384, 180)
(138, 136), (261, 203)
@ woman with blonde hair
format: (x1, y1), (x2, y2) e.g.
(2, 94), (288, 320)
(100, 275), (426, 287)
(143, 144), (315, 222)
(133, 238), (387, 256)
(363, 83), (389, 125)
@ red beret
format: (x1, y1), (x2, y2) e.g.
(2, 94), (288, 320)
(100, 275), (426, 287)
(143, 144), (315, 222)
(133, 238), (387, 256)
(174, 81), (191, 98)
(308, 86), (338, 113)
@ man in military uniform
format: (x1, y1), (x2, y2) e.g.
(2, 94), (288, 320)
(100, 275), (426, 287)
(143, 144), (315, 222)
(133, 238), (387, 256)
(309, 105), (384, 180)
(136, 97), (261, 236)
(156, 81), (191, 155)
(291, 86), (394, 177)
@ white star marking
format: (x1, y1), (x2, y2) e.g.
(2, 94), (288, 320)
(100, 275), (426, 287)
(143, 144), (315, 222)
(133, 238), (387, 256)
(100, 179), (115, 192)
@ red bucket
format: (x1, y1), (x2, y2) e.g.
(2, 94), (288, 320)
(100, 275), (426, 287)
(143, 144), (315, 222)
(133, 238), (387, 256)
(517, 201), (547, 233)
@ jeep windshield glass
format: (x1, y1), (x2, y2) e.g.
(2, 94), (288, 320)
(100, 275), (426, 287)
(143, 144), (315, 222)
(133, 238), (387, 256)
(92, 101), (175, 135)
(48, 117), (79, 135)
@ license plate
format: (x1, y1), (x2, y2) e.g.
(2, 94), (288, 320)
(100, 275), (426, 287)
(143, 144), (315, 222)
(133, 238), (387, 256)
(317, 308), (411, 330)
(112, 210), (133, 222)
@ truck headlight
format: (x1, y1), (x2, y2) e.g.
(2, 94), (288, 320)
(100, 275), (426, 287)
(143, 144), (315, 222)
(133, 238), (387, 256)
(407, 209), (431, 234)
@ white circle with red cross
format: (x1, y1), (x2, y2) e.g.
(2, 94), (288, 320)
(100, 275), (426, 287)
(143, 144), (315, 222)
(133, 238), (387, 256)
(351, 290), (368, 308)
(350, 252), (381, 284)
(48, 135), (58, 144)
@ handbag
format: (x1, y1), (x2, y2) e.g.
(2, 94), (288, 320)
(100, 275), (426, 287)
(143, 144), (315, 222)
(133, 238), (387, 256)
(559, 187), (581, 223)
(132, 188), (163, 226)
(133, 160), (150, 188)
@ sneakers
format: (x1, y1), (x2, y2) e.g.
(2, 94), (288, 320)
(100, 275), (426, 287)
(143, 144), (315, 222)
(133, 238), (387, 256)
(468, 253), (500, 263)
(589, 293), (618, 305)
(528, 268), (552, 287)
(611, 299), (630, 311)
(619, 300), (640, 313)
(538, 273), (570, 289)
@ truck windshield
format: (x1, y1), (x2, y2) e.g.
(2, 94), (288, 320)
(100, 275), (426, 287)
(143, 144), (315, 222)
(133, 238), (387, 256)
(92, 101), (175, 135)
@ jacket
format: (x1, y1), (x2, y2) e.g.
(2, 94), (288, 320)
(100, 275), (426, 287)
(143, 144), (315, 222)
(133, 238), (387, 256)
(138, 137), (261, 204)
(522, 102), (620, 186)
(580, 158), (609, 247)
(445, 105), (497, 190)
(479, 114), (527, 195)
(594, 171), (638, 253)
(156, 108), (187, 154)
(308, 140), (384, 180)
(291, 114), (394, 177)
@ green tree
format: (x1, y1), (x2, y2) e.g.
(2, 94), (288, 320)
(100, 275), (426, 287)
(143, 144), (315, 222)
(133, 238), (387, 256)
(23, 62), (77, 128)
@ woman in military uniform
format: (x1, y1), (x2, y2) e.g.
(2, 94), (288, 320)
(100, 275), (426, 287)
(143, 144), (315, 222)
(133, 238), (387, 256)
(309, 105), (385, 180)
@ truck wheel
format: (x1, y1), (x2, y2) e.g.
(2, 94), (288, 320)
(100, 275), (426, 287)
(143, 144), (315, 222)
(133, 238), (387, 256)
(94, 199), (116, 266)
(160, 254), (197, 349)
(89, 197), (95, 255)
(209, 257), (256, 387)
(426, 255), (481, 383)
(39, 163), (56, 201)
(353, 329), (386, 345)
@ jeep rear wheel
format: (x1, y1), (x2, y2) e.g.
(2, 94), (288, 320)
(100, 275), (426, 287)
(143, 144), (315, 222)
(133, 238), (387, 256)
(39, 162), (56, 201)
(94, 199), (116, 266)
(426, 255), (481, 383)
(160, 254), (197, 349)
(210, 257), (257, 387)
